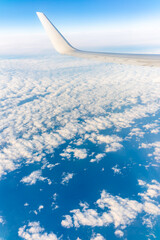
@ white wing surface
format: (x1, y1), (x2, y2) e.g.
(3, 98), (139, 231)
(37, 12), (160, 66)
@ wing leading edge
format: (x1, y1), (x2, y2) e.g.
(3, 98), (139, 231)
(36, 12), (160, 67)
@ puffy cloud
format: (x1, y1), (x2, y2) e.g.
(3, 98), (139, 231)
(96, 190), (143, 228)
(24, 203), (29, 207)
(90, 233), (106, 240)
(143, 202), (160, 215)
(74, 149), (87, 159)
(18, 221), (59, 240)
(143, 122), (160, 134)
(61, 173), (74, 185)
(112, 165), (121, 174)
(90, 153), (106, 163)
(61, 147), (87, 160)
(38, 205), (44, 212)
(140, 142), (160, 162)
(52, 193), (59, 210)
(61, 190), (142, 229)
(138, 179), (160, 201)
(86, 134), (123, 153)
(61, 180), (160, 231)
(61, 215), (73, 228)
(42, 163), (60, 170)
(114, 230), (124, 238)
(0, 216), (4, 224)
(21, 170), (47, 185)
(127, 128), (145, 138)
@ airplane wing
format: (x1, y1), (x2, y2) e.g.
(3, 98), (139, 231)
(36, 12), (160, 67)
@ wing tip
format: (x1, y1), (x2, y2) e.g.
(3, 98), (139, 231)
(36, 12), (44, 17)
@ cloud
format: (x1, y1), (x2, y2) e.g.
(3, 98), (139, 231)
(61, 215), (73, 228)
(61, 173), (74, 185)
(61, 180), (160, 231)
(21, 170), (47, 185)
(24, 203), (29, 207)
(138, 179), (160, 201)
(143, 202), (160, 215)
(90, 233), (106, 240)
(42, 163), (60, 170)
(52, 193), (59, 210)
(114, 230), (124, 238)
(139, 142), (160, 162)
(0, 216), (4, 224)
(18, 221), (59, 240)
(74, 149), (87, 159)
(90, 153), (105, 163)
(143, 122), (160, 134)
(86, 134), (123, 153)
(112, 165), (121, 175)
(38, 205), (44, 212)
(61, 191), (142, 229)
(61, 147), (87, 160)
(127, 127), (145, 139)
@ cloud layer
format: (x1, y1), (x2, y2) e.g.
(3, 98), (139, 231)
(0, 54), (160, 239)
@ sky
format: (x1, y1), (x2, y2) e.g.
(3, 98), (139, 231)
(1, 0), (160, 55)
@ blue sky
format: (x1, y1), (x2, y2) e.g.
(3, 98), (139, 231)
(1, 0), (160, 30)
(0, 0), (160, 54)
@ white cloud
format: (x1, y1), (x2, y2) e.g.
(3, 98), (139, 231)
(138, 180), (146, 186)
(44, 163), (60, 170)
(61, 173), (74, 185)
(18, 221), (59, 240)
(127, 128), (145, 138)
(0, 216), (4, 224)
(90, 233), (106, 240)
(112, 165), (121, 174)
(21, 170), (47, 185)
(74, 149), (87, 159)
(52, 193), (59, 210)
(61, 147), (87, 160)
(86, 134), (123, 153)
(96, 191), (143, 228)
(61, 180), (160, 231)
(61, 215), (73, 228)
(143, 122), (160, 134)
(143, 202), (160, 215)
(61, 191), (142, 229)
(24, 203), (29, 207)
(140, 142), (160, 162)
(114, 230), (124, 238)
(90, 153), (105, 163)
(138, 179), (160, 201)
(53, 193), (58, 201)
(38, 205), (44, 212)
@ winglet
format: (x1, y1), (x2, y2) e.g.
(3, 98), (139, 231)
(36, 12), (76, 54)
